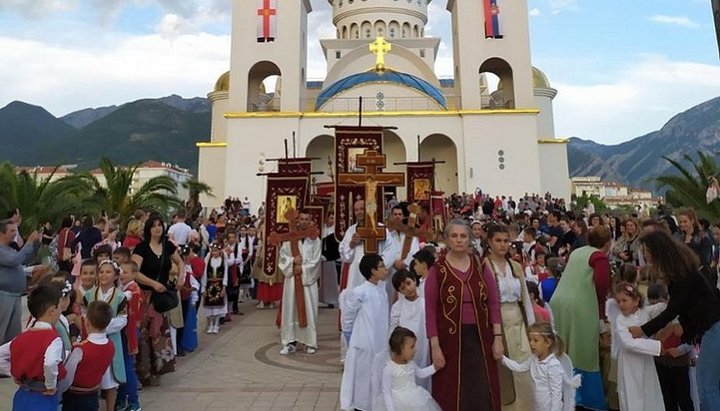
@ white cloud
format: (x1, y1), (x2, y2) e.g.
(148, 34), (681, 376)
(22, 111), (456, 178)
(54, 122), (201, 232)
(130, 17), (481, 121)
(553, 55), (720, 144)
(529, 8), (541, 17)
(0, 0), (78, 18)
(549, 0), (576, 14)
(647, 15), (700, 29)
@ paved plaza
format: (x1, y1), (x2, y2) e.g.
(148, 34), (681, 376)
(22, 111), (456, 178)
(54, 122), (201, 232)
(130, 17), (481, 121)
(0, 301), (343, 411)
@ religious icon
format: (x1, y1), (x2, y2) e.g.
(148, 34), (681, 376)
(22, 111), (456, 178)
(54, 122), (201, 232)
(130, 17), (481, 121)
(347, 148), (367, 173)
(413, 179), (431, 201)
(276, 195), (297, 223)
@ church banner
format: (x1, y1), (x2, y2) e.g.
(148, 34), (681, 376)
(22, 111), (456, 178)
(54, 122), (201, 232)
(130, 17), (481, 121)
(406, 162), (435, 206)
(334, 126), (383, 241)
(257, 0), (277, 42)
(277, 158), (313, 202)
(262, 173), (310, 275)
(484, 0), (502, 38)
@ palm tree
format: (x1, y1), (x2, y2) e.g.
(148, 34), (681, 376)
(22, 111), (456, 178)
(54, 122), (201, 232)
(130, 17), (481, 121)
(0, 163), (88, 236)
(655, 151), (720, 221)
(79, 157), (182, 227)
(182, 179), (214, 220)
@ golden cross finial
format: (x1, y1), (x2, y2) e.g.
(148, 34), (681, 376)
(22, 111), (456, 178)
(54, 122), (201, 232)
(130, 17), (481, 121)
(369, 36), (392, 72)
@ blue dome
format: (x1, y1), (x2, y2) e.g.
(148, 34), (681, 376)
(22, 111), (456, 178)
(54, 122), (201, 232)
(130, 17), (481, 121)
(315, 70), (447, 110)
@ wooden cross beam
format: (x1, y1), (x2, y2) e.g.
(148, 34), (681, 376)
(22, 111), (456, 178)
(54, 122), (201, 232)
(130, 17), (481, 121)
(337, 150), (404, 253)
(384, 203), (434, 260)
(266, 208), (319, 328)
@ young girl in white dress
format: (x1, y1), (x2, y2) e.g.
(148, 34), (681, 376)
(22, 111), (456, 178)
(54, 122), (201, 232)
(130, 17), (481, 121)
(610, 282), (666, 411)
(374, 327), (442, 411)
(501, 322), (581, 411)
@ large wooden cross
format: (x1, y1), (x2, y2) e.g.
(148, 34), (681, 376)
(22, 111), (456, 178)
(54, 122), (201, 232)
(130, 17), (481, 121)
(384, 203), (434, 260)
(338, 150), (404, 254)
(267, 208), (319, 328)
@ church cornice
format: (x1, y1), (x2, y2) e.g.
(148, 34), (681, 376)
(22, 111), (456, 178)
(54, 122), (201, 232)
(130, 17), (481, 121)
(224, 109), (539, 119)
(333, 7), (428, 25)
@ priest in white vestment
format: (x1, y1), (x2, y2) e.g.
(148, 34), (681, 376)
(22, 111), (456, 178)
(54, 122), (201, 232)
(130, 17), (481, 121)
(339, 200), (396, 293)
(278, 210), (322, 354)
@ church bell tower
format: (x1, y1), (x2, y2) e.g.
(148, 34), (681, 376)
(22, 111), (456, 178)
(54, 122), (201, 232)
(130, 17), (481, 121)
(448, 0), (534, 109)
(228, 0), (312, 113)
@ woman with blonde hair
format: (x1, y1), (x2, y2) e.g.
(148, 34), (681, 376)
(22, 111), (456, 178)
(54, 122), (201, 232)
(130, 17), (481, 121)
(675, 207), (714, 285)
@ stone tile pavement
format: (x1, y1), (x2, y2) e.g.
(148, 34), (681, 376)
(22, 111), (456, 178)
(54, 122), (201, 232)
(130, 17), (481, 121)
(1, 300), (343, 410)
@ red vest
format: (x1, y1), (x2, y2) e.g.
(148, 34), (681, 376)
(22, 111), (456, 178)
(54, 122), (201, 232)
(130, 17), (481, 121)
(10, 328), (67, 383)
(71, 339), (115, 389)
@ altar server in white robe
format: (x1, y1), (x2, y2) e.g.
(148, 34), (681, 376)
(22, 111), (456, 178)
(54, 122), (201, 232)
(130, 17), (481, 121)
(385, 205), (420, 304)
(278, 210), (322, 355)
(339, 200), (396, 293)
(340, 253), (390, 411)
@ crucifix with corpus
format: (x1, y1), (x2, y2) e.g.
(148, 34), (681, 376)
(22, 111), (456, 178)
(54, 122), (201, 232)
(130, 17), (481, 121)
(267, 207), (319, 328)
(338, 150), (404, 254)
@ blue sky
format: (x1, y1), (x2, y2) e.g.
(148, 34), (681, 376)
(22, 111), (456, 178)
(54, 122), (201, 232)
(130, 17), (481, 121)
(0, 0), (719, 145)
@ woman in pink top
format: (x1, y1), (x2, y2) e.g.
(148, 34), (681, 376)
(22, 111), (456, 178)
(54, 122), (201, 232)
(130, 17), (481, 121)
(425, 219), (503, 411)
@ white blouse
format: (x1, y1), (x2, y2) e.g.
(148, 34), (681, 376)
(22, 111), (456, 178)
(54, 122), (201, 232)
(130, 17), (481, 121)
(491, 259), (522, 303)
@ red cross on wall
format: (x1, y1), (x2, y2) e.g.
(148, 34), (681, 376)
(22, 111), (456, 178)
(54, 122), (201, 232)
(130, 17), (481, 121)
(257, 0), (277, 42)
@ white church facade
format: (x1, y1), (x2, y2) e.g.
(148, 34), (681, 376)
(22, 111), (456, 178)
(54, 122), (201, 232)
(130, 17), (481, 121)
(197, 0), (570, 209)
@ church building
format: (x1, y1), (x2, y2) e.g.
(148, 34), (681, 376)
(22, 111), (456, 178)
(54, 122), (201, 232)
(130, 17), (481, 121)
(197, 0), (569, 209)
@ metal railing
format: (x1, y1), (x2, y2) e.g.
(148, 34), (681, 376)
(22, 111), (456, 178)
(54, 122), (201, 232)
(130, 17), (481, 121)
(305, 96), (461, 112)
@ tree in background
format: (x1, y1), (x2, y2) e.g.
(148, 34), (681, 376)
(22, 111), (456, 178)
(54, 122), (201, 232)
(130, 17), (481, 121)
(655, 151), (720, 222)
(78, 157), (182, 228)
(182, 179), (214, 221)
(0, 163), (87, 236)
(571, 192), (610, 216)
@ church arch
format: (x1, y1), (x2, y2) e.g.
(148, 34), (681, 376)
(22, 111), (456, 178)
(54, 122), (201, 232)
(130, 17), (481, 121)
(305, 135), (335, 183)
(374, 20), (387, 38)
(247, 61), (282, 112)
(350, 23), (359, 39)
(402, 22), (411, 38)
(383, 130), (407, 201)
(388, 20), (400, 39)
(361, 21), (372, 39)
(413, 25), (419, 37)
(420, 134), (459, 194)
(480, 58), (515, 109)
(342, 25), (348, 39)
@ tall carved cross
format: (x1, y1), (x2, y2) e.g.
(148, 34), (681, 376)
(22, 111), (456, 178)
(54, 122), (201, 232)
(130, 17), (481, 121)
(385, 203), (434, 260)
(267, 208), (319, 328)
(257, 0), (277, 40)
(369, 37), (392, 72)
(338, 150), (404, 254)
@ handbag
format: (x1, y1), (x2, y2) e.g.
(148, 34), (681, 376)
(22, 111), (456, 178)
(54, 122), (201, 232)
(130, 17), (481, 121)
(61, 229), (73, 262)
(151, 240), (179, 313)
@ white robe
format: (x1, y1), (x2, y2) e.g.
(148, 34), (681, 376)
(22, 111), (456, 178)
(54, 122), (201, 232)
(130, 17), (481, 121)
(384, 230), (420, 304)
(278, 238), (322, 348)
(340, 280), (390, 411)
(339, 223), (396, 292)
(614, 305), (666, 411)
(389, 296), (430, 390)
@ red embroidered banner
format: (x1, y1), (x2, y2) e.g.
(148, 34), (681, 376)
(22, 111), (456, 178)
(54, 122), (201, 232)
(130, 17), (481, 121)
(277, 158), (313, 202)
(262, 173), (310, 275)
(333, 126), (383, 241)
(257, 0), (277, 42)
(406, 162), (435, 206)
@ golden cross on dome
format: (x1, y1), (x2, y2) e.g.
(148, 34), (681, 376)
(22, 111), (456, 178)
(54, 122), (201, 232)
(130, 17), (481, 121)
(369, 37), (392, 72)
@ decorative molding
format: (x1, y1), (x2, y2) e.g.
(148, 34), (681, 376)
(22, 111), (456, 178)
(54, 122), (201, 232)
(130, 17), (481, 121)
(195, 142), (228, 148)
(537, 138), (569, 144)
(224, 109), (540, 119)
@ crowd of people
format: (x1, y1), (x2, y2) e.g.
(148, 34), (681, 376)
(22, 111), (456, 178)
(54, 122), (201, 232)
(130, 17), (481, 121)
(1, 188), (720, 411)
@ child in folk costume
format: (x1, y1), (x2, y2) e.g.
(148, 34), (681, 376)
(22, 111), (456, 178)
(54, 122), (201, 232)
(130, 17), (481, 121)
(610, 282), (667, 411)
(84, 260), (128, 411)
(501, 322), (581, 411)
(118, 261), (144, 411)
(389, 270), (430, 390)
(374, 327), (442, 411)
(340, 254), (391, 411)
(58, 300), (116, 411)
(9, 284), (66, 411)
(202, 242), (229, 334)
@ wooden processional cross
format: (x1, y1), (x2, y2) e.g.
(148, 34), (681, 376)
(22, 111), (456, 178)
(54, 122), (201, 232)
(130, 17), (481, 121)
(384, 203), (434, 260)
(267, 208), (319, 328)
(338, 150), (404, 254)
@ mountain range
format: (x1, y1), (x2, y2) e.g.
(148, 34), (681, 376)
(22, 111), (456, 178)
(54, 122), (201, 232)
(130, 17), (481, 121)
(1, 94), (719, 190)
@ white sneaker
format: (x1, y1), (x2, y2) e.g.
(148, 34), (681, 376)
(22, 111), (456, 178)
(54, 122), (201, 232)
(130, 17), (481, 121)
(305, 346), (317, 354)
(206, 325), (213, 334)
(212, 325), (219, 334)
(280, 344), (296, 355)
